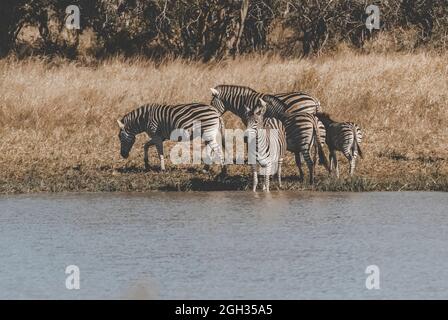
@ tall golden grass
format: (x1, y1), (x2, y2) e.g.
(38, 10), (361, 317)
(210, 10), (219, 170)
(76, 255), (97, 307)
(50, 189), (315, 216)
(0, 49), (447, 193)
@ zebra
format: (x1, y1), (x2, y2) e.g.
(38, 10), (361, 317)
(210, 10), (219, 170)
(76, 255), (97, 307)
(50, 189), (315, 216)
(284, 112), (329, 184)
(210, 85), (329, 182)
(117, 103), (224, 171)
(209, 85), (321, 122)
(316, 112), (363, 177)
(273, 91), (322, 115)
(246, 99), (287, 191)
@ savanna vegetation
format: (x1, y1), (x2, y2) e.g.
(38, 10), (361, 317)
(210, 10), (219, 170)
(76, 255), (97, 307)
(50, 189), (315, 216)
(0, 1), (447, 193)
(1, 49), (447, 193)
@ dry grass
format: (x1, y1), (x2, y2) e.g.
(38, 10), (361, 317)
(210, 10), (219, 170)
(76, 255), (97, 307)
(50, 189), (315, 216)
(1, 50), (447, 193)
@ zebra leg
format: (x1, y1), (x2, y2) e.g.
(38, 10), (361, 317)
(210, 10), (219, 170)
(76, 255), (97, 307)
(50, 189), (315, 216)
(219, 117), (228, 176)
(264, 163), (271, 192)
(329, 149), (336, 175)
(312, 141), (318, 166)
(328, 151), (333, 174)
(252, 164), (258, 192)
(277, 158), (283, 188)
(154, 138), (165, 171)
(334, 153), (340, 178)
(143, 139), (155, 170)
(302, 149), (315, 185)
(203, 144), (212, 173)
(206, 138), (224, 166)
(349, 156), (357, 176)
(295, 152), (304, 182)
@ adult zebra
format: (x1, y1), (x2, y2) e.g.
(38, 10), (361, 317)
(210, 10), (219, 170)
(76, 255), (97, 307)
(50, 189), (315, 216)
(210, 85), (328, 182)
(246, 101), (287, 191)
(209, 85), (322, 122)
(117, 103), (224, 171)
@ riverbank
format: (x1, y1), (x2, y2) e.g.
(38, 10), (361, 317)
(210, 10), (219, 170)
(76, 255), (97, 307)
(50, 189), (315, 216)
(1, 157), (447, 193)
(1, 51), (447, 193)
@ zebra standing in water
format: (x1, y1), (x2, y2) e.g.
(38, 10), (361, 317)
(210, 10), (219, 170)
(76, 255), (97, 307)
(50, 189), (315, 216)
(117, 103), (224, 171)
(316, 112), (363, 177)
(246, 99), (287, 191)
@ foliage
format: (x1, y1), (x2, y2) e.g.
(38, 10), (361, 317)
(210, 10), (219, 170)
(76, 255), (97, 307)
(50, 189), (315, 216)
(0, 0), (447, 59)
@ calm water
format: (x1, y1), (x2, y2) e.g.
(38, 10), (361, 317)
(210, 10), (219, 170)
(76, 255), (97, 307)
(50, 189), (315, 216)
(0, 191), (447, 299)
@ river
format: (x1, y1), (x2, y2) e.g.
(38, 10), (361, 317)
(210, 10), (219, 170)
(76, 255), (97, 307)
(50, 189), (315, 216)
(0, 191), (447, 299)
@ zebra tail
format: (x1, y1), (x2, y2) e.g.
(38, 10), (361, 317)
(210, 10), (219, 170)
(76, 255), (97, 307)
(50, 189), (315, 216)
(357, 143), (364, 159)
(313, 117), (330, 172)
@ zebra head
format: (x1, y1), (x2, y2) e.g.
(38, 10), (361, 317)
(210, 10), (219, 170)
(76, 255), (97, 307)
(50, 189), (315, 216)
(210, 85), (261, 122)
(247, 98), (268, 132)
(117, 119), (136, 159)
(210, 87), (227, 114)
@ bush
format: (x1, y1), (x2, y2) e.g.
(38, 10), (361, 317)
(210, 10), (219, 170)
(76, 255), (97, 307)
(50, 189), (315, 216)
(0, 0), (447, 60)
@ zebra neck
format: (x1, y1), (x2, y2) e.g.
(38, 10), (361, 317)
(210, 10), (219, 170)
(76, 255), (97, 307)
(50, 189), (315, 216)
(211, 103), (226, 116)
(230, 93), (262, 121)
(123, 106), (149, 135)
(256, 128), (269, 149)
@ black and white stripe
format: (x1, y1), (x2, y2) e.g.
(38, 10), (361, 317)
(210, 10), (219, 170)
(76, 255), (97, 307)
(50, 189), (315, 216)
(246, 101), (287, 191)
(284, 112), (329, 184)
(317, 112), (363, 177)
(210, 85), (321, 121)
(273, 91), (322, 115)
(210, 85), (329, 182)
(117, 103), (224, 171)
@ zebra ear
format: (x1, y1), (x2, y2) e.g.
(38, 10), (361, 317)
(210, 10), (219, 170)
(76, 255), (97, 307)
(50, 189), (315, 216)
(117, 119), (125, 129)
(210, 88), (219, 97)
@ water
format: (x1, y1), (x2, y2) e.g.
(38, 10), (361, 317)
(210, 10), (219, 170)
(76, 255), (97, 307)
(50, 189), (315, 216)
(0, 191), (447, 299)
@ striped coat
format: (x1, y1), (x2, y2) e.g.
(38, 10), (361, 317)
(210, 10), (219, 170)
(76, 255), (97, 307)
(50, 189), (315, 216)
(117, 103), (224, 171)
(317, 112), (363, 177)
(284, 112), (329, 184)
(210, 85), (329, 182)
(246, 102), (287, 191)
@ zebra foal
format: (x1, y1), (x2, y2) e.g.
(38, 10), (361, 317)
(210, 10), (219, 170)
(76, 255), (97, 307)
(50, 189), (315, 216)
(117, 103), (224, 171)
(246, 99), (287, 192)
(316, 112), (363, 177)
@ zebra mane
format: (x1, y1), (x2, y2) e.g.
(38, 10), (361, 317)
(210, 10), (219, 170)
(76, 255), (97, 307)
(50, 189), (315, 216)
(215, 84), (258, 96)
(213, 84), (262, 121)
(121, 104), (153, 134)
(261, 95), (288, 121)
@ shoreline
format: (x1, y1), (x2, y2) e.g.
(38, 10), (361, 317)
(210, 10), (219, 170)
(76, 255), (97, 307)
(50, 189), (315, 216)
(1, 162), (447, 194)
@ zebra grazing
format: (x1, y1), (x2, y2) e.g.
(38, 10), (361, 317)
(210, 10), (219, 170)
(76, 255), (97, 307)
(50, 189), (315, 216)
(246, 99), (287, 192)
(117, 103), (224, 171)
(284, 112), (329, 184)
(316, 112), (363, 177)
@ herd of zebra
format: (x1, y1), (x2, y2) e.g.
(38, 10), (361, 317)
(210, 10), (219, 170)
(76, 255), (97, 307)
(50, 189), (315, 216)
(117, 84), (363, 191)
